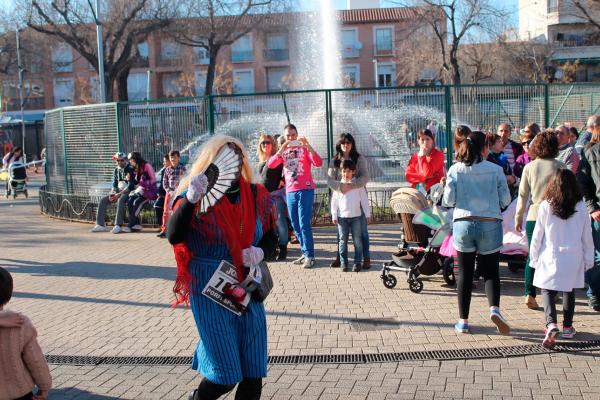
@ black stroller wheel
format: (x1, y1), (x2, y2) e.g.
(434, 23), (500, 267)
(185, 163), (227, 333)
(443, 258), (456, 286)
(383, 274), (397, 289)
(408, 278), (424, 293)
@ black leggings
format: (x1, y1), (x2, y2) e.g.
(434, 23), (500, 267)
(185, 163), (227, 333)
(193, 377), (262, 400)
(457, 251), (500, 319)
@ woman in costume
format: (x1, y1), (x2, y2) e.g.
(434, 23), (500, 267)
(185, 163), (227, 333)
(167, 135), (276, 400)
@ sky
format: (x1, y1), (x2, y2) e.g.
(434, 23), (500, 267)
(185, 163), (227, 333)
(1, 0), (521, 31)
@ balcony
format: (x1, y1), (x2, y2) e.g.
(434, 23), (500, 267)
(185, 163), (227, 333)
(342, 46), (360, 58)
(554, 35), (600, 48)
(4, 97), (46, 111)
(231, 50), (254, 63)
(263, 48), (289, 62)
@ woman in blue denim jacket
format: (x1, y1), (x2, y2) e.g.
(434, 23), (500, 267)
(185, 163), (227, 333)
(443, 129), (512, 335)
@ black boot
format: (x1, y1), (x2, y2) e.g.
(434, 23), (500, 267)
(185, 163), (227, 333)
(276, 245), (287, 261)
(330, 255), (341, 268)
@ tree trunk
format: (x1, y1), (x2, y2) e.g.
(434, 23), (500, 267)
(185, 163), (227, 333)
(450, 51), (461, 85)
(205, 46), (220, 96)
(105, 76), (115, 103)
(117, 72), (129, 102)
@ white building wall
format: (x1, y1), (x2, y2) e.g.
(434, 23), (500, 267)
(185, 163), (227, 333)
(518, 0), (548, 41)
(347, 0), (380, 9)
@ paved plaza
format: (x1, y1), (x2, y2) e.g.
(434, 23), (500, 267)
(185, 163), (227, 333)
(2, 176), (600, 399)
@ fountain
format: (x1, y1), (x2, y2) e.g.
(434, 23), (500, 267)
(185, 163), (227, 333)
(182, 1), (457, 185)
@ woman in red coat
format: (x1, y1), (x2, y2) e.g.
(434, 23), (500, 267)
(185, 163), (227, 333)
(405, 128), (446, 192)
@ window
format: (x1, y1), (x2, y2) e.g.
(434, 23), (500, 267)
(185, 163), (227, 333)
(376, 63), (395, 87)
(266, 66), (290, 91)
(548, 0), (559, 13)
(233, 69), (254, 93)
(162, 73), (183, 97)
(341, 64), (360, 88)
(160, 40), (180, 61)
(374, 27), (393, 56)
(53, 78), (74, 107)
(52, 45), (73, 72)
(2, 81), (45, 110)
(127, 73), (148, 101)
(341, 29), (360, 58)
(231, 34), (253, 63)
(137, 42), (149, 66)
(264, 32), (289, 61)
(89, 76), (100, 102)
(194, 38), (210, 64)
(195, 71), (207, 95)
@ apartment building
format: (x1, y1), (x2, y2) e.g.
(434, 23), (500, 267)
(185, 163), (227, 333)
(519, 0), (600, 81)
(1, 6), (434, 115)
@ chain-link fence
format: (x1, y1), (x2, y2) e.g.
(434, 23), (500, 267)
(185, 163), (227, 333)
(41, 83), (600, 223)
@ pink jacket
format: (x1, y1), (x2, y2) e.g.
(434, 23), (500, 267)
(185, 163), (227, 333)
(267, 145), (323, 193)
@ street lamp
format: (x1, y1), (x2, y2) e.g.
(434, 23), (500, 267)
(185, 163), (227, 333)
(373, 59), (379, 106)
(16, 29), (25, 163)
(94, 0), (106, 103)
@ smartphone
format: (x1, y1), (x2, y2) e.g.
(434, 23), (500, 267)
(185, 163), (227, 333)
(287, 140), (301, 148)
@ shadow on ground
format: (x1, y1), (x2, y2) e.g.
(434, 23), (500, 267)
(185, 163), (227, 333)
(1, 258), (174, 281)
(49, 388), (120, 400)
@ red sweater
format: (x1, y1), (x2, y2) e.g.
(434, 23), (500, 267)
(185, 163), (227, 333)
(405, 148), (446, 191)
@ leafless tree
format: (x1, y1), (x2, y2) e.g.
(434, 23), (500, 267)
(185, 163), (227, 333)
(171, 0), (291, 95)
(18, 0), (173, 101)
(393, 0), (509, 85)
(572, 0), (600, 31)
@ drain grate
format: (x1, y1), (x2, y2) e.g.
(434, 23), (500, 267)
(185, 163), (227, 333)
(349, 318), (402, 332)
(46, 340), (600, 367)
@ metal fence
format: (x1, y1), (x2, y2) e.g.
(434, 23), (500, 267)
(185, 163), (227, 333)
(42, 83), (600, 223)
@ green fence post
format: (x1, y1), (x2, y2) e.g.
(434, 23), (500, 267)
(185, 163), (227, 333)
(544, 84), (550, 128)
(115, 103), (123, 152)
(326, 90), (333, 162)
(207, 95), (215, 134)
(60, 109), (69, 193)
(444, 85), (453, 168)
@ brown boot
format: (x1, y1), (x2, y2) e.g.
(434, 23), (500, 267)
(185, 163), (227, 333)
(362, 256), (371, 270)
(330, 255), (341, 268)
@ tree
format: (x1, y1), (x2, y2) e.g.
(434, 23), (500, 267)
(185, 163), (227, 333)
(395, 0), (509, 85)
(572, 1), (600, 32)
(19, 0), (172, 101)
(171, 0), (291, 96)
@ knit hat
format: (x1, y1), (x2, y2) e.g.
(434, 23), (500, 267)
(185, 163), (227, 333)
(111, 152), (126, 160)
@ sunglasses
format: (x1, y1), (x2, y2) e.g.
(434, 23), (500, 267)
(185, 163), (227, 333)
(521, 140), (532, 146)
(260, 141), (272, 146)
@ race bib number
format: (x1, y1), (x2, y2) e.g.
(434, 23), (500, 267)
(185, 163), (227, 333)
(202, 260), (250, 316)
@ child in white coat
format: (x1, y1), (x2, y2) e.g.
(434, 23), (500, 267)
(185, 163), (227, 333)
(529, 169), (595, 348)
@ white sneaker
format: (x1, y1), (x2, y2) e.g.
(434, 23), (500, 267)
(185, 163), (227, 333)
(293, 255), (305, 265)
(303, 257), (315, 269)
(131, 224), (143, 231)
(111, 225), (122, 234)
(90, 225), (108, 233)
(121, 226), (132, 233)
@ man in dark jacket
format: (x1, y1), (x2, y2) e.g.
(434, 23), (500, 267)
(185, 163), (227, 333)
(576, 143), (600, 312)
(90, 152), (135, 234)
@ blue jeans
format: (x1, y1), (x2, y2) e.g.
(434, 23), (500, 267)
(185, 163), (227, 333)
(360, 211), (370, 258)
(337, 217), (363, 265)
(587, 220), (600, 301)
(452, 219), (503, 255)
(127, 193), (149, 228)
(274, 194), (289, 246)
(286, 189), (315, 258)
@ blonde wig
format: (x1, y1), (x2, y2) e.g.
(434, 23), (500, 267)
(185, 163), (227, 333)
(177, 135), (254, 195)
(256, 133), (278, 162)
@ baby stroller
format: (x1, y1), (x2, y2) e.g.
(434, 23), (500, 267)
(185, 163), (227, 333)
(381, 188), (455, 293)
(5, 160), (28, 199)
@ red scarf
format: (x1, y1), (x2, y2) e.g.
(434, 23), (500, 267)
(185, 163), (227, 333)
(171, 178), (256, 306)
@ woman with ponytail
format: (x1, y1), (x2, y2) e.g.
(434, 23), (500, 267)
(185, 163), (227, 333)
(443, 129), (512, 335)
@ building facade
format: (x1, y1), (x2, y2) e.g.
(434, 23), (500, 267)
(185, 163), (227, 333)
(0, 6), (435, 115)
(519, 0), (600, 82)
